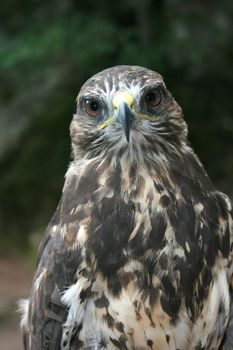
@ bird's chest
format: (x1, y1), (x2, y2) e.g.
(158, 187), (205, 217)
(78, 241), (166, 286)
(61, 264), (230, 350)
(83, 173), (170, 270)
(62, 168), (230, 349)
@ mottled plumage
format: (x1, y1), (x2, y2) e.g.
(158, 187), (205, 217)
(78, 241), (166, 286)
(21, 66), (233, 350)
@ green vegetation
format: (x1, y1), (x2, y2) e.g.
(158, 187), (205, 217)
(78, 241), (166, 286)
(0, 0), (232, 253)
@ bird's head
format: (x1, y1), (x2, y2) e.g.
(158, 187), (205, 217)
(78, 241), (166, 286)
(71, 65), (188, 165)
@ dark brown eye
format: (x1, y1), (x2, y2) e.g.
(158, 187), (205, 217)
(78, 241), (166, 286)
(145, 89), (161, 107)
(84, 99), (100, 117)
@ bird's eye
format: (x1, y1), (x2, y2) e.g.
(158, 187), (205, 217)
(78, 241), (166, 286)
(84, 99), (100, 117)
(145, 89), (161, 107)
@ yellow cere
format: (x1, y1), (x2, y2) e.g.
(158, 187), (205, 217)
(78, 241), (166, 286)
(112, 91), (134, 110)
(98, 91), (135, 130)
(97, 92), (155, 129)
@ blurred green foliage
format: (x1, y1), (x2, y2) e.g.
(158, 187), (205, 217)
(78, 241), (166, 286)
(0, 0), (232, 253)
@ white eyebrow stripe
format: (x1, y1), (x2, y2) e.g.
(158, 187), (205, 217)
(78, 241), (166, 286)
(127, 82), (144, 97)
(101, 79), (143, 102)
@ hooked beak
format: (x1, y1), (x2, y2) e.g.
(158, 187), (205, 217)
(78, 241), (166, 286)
(116, 102), (135, 142)
(112, 91), (135, 142)
(98, 91), (154, 141)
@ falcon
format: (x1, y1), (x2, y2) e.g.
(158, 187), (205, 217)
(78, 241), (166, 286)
(20, 66), (233, 350)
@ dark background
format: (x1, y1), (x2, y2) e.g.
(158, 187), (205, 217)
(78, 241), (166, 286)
(0, 1), (232, 347)
(1, 0), (233, 255)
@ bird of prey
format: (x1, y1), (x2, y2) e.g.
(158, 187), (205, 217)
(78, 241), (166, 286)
(20, 66), (233, 350)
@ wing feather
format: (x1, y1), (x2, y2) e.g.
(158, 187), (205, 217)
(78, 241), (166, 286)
(24, 192), (83, 349)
